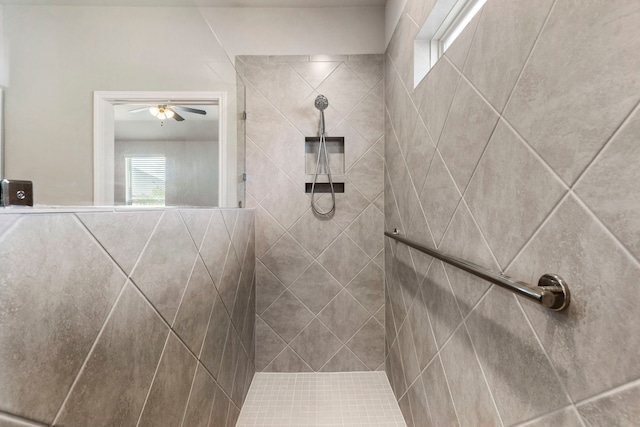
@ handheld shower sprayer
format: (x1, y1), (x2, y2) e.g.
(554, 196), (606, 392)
(315, 94), (328, 136)
(311, 95), (335, 218)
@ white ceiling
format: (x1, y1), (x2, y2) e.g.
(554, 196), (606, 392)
(114, 104), (219, 141)
(0, 0), (386, 6)
(114, 104), (218, 122)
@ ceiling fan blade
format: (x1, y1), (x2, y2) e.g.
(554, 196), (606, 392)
(128, 106), (150, 113)
(175, 106), (207, 115)
(172, 111), (185, 121)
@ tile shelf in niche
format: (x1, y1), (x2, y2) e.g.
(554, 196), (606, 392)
(305, 136), (345, 193)
(305, 136), (345, 175)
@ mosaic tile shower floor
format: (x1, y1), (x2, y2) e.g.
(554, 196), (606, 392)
(237, 372), (407, 427)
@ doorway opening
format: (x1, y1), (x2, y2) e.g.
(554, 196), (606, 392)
(94, 91), (227, 207)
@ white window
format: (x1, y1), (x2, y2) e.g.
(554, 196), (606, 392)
(125, 156), (166, 206)
(414, 0), (487, 87)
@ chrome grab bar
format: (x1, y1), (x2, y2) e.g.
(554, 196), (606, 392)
(385, 229), (570, 311)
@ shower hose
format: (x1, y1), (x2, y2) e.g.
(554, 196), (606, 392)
(311, 95), (336, 218)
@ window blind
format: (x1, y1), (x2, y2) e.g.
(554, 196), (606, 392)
(125, 156), (166, 206)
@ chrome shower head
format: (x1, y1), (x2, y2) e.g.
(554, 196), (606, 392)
(315, 95), (329, 111)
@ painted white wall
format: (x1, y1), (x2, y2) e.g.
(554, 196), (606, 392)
(3, 5), (238, 206)
(199, 7), (385, 59)
(385, 0), (407, 47)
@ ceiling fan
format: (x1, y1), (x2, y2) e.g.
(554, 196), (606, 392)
(128, 104), (207, 122)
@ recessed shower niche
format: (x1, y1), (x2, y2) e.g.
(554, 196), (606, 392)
(304, 136), (345, 193)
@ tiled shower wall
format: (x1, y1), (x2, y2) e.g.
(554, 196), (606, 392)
(384, 0), (640, 426)
(237, 55), (386, 372)
(0, 209), (255, 427)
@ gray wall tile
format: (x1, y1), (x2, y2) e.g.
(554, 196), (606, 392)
(288, 262), (342, 315)
(200, 293), (231, 378)
(463, 0), (554, 112)
(0, 209), (254, 427)
(289, 210), (342, 258)
(437, 77), (499, 192)
(290, 319), (343, 371)
(346, 261), (384, 315)
(465, 287), (568, 425)
(255, 318), (286, 371)
(138, 333), (198, 427)
(0, 215), (126, 423)
(575, 107), (640, 262)
(210, 383), (230, 427)
(77, 211), (162, 275)
(440, 325), (501, 427)
(507, 196), (640, 401)
(181, 364), (216, 427)
(578, 382), (640, 427)
(0, 414), (47, 427)
(173, 258), (217, 356)
(131, 211), (198, 323)
(346, 318), (385, 371)
(180, 210), (213, 251)
(261, 234), (313, 286)
(264, 347), (313, 372)
(504, 0), (640, 184)
(415, 57), (460, 145)
(318, 234), (370, 286)
(517, 407), (584, 427)
(386, 1), (640, 426)
(421, 355), (459, 427)
(240, 53), (383, 374)
(200, 211), (233, 287)
(320, 346), (368, 372)
(465, 120), (566, 268)
(318, 290), (371, 343)
(421, 261), (463, 348)
(54, 284), (168, 427)
(261, 290), (314, 343)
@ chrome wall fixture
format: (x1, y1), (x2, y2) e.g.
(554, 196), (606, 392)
(385, 229), (570, 311)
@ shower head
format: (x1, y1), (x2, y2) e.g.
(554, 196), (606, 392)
(315, 95), (329, 111)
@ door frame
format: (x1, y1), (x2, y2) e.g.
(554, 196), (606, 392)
(93, 90), (227, 206)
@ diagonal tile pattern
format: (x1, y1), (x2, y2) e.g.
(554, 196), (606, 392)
(383, 1), (640, 426)
(238, 55), (385, 373)
(130, 211), (199, 324)
(0, 209), (255, 427)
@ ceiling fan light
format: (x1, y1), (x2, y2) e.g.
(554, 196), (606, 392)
(165, 109), (175, 119)
(149, 106), (160, 116)
(157, 112), (167, 120)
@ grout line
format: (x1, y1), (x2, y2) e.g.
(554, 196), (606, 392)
(50, 275), (133, 426)
(134, 327), (172, 427)
(442, 4), (485, 75)
(0, 214), (22, 241)
(515, 295), (576, 403)
(574, 376), (640, 408)
(0, 411), (48, 427)
(571, 98), (640, 192)
(570, 193), (640, 269)
(125, 211), (165, 281)
(498, 117), (570, 192)
(433, 56), (464, 148)
(510, 405), (586, 427)
(69, 210), (254, 420)
(170, 254), (200, 329)
(436, 352), (464, 427)
(177, 361), (201, 427)
(501, 0), (559, 116)
(178, 209), (214, 252)
(455, 198), (503, 275)
(461, 318), (506, 427)
(502, 191), (571, 274)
